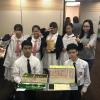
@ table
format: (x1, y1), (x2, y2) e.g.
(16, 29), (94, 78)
(14, 82), (78, 100)
(14, 88), (70, 100)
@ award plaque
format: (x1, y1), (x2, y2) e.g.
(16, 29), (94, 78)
(47, 40), (55, 51)
(49, 66), (75, 84)
(17, 74), (48, 91)
(21, 74), (48, 84)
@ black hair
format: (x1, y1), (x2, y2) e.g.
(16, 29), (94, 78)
(49, 22), (58, 28)
(40, 28), (46, 33)
(14, 24), (23, 32)
(79, 19), (94, 39)
(2, 34), (11, 41)
(67, 43), (78, 51)
(65, 17), (71, 24)
(73, 16), (79, 23)
(32, 25), (40, 32)
(21, 40), (32, 49)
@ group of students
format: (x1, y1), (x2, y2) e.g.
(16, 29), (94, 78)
(2, 19), (97, 100)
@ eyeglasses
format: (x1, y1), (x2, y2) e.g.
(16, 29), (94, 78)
(83, 25), (90, 28)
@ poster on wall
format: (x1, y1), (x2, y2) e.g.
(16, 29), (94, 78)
(98, 16), (100, 39)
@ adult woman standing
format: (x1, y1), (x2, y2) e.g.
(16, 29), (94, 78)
(76, 19), (97, 70)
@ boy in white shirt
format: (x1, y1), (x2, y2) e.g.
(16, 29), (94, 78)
(12, 40), (43, 100)
(12, 40), (43, 84)
(64, 43), (91, 100)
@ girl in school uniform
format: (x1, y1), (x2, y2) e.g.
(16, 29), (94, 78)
(3, 24), (26, 81)
(27, 25), (45, 60)
(76, 19), (97, 70)
(60, 23), (77, 65)
(43, 22), (63, 68)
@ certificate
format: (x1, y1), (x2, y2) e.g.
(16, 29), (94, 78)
(54, 84), (71, 90)
(49, 66), (75, 84)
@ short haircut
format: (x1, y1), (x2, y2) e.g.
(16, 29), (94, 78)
(32, 25), (40, 32)
(67, 43), (78, 51)
(21, 40), (32, 49)
(49, 22), (58, 28)
(14, 24), (23, 32)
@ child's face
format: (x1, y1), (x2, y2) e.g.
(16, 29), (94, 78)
(66, 25), (73, 34)
(83, 22), (90, 33)
(15, 31), (22, 38)
(67, 49), (78, 60)
(32, 27), (40, 39)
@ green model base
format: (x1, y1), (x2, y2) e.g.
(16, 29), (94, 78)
(17, 83), (46, 90)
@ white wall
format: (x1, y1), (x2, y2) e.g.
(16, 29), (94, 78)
(80, 2), (100, 33)
(66, 6), (80, 23)
(0, 11), (21, 35)
(22, 10), (63, 34)
(0, 0), (64, 35)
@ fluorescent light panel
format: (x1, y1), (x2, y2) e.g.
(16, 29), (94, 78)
(65, 0), (76, 1)
(66, 2), (80, 6)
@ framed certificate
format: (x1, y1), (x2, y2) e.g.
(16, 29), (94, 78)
(49, 66), (75, 84)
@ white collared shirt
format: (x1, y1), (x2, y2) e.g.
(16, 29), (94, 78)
(63, 34), (77, 49)
(12, 54), (43, 83)
(3, 34), (26, 68)
(64, 58), (91, 93)
(31, 36), (41, 52)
